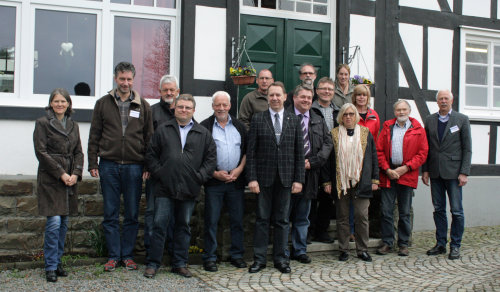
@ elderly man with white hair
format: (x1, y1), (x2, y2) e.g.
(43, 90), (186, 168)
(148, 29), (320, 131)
(200, 91), (249, 272)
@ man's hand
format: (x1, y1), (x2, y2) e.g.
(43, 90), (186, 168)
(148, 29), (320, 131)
(372, 183), (379, 191)
(386, 169), (400, 180)
(213, 170), (231, 182)
(291, 182), (302, 194)
(90, 169), (99, 178)
(248, 180), (260, 194)
(394, 165), (409, 177)
(228, 167), (243, 183)
(304, 159), (311, 170)
(422, 171), (430, 186)
(143, 171), (150, 180)
(458, 174), (468, 187)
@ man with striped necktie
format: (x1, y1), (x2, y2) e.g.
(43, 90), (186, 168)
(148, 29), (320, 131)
(286, 84), (333, 264)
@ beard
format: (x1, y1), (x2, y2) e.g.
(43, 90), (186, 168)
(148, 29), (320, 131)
(164, 97), (174, 104)
(397, 115), (409, 123)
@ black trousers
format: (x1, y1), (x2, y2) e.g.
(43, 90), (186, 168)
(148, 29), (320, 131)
(308, 188), (335, 237)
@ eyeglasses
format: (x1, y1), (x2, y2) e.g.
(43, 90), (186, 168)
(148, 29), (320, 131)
(300, 72), (315, 75)
(343, 112), (355, 117)
(318, 87), (334, 92)
(176, 105), (193, 111)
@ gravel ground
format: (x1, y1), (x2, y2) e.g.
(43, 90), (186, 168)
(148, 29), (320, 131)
(0, 264), (208, 292)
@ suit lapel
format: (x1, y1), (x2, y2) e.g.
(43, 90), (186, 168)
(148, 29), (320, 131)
(282, 110), (292, 135)
(429, 114), (439, 144)
(263, 111), (278, 144)
(441, 111), (456, 143)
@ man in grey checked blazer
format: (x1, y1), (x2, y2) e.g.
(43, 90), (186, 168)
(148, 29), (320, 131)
(246, 81), (305, 274)
(422, 89), (472, 260)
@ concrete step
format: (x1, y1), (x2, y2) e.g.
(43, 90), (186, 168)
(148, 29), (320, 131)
(307, 238), (382, 253)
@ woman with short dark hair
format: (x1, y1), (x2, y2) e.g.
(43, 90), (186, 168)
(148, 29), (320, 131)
(33, 88), (83, 282)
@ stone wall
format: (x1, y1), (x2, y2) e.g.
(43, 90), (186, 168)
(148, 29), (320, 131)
(0, 177), (257, 261)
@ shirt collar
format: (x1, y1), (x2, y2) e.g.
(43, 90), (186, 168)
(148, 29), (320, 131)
(294, 107), (309, 118)
(395, 118), (411, 129)
(179, 120), (194, 128)
(439, 109), (452, 118)
(115, 90), (134, 102)
(269, 107), (284, 116)
(214, 115), (232, 127)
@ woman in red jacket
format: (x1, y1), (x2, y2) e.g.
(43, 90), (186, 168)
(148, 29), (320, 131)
(353, 84), (380, 140)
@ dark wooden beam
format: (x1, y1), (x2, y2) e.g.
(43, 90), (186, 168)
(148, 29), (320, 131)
(337, 0), (351, 64)
(437, 0), (452, 12)
(351, 0), (376, 16)
(471, 164), (500, 175)
(398, 88), (438, 102)
(422, 25), (428, 90)
(398, 35), (431, 119)
(492, 0), (498, 19)
(489, 125), (498, 164)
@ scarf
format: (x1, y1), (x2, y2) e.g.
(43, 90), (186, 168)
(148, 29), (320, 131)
(337, 124), (364, 197)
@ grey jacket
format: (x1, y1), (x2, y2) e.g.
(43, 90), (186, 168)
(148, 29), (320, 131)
(422, 110), (472, 179)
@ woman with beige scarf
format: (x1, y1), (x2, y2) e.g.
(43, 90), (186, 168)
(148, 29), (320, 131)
(323, 103), (379, 262)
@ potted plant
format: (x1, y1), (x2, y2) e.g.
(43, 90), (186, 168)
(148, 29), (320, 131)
(230, 65), (257, 85)
(351, 75), (373, 87)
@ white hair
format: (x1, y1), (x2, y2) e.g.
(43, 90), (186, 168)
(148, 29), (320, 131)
(159, 75), (179, 89)
(211, 91), (231, 104)
(436, 89), (453, 100)
(393, 99), (411, 111)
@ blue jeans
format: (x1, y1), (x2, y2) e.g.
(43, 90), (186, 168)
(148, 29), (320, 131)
(146, 196), (196, 269)
(288, 195), (311, 256)
(99, 159), (143, 261)
(253, 178), (291, 265)
(203, 183), (245, 262)
(430, 177), (465, 248)
(380, 181), (413, 247)
(44, 216), (68, 271)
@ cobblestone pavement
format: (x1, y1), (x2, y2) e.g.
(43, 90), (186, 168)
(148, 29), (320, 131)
(0, 226), (498, 291)
(193, 226), (500, 291)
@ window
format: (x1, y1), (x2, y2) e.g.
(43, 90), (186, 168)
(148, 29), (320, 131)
(0, 5), (16, 93)
(460, 27), (500, 120)
(0, 0), (177, 109)
(34, 9), (97, 96)
(241, 0), (331, 21)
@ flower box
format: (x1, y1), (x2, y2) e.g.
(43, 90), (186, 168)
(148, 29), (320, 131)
(231, 75), (256, 86)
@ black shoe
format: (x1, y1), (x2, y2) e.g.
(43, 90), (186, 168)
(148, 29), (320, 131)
(203, 261), (218, 272)
(357, 252), (372, 262)
(56, 264), (68, 277)
(248, 262), (266, 273)
(448, 247), (460, 260)
(274, 262), (291, 273)
(143, 267), (157, 278)
(427, 244), (446, 256)
(291, 254), (311, 264)
(229, 258), (247, 268)
(45, 270), (57, 282)
(315, 233), (334, 243)
(338, 251), (349, 261)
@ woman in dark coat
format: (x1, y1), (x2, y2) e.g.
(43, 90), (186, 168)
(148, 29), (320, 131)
(33, 88), (83, 282)
(323, 103), (379, 262)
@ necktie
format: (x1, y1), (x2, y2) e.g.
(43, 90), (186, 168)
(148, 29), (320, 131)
(300, 114), (311, 157)
(274, 113), (281, 143)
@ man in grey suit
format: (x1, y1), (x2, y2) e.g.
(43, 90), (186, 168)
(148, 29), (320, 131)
(422, 89), (472, 260)
(246, 81), (305, 274)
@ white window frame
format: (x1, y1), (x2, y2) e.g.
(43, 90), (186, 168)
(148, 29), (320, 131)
(240, 0), (332, 23)
(0, 0), (180, 110)
(460, 26), (500, 121)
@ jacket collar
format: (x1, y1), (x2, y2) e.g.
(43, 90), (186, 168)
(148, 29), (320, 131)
(46, 109), (74, 136)
(109, 88), (142, 105)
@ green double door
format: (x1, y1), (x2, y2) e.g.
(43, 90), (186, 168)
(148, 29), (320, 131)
(238, 15), (331, 108)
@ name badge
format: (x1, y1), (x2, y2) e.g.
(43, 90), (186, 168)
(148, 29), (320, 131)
(450, 125), (459, 133)
(130, 110), (140, 118)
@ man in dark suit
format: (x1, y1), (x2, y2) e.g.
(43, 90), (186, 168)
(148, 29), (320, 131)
(246, 81), (305, 274)
(422, 89), (472, 260)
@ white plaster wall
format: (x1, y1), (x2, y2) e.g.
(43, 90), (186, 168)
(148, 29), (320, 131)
(413, 177), (500, 231)
(428, 28), (453, 91)
(403, 99), (424, 125)
(470, 124), (490, 164)
(462, 0), (490, 18)
(399, 23), (423, 88)
(399, 64), (409, 88)
(399, 0), (440, 11)
(0, 120), (91, 176)
(193, 5), (226, 81)
(193, 95), (214, 122)
(426, 100), (439, 115)
(349, 15), (375, 83)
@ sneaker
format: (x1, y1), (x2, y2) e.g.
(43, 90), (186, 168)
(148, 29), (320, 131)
(122, 259), (138, 270)
(376, 244), (392, 255)
(398, 246), (409, 256)
(104, 259), (118, 272)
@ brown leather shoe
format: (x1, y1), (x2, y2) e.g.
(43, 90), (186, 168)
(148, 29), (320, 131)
(398, 246), (409, 256)
(171, 267), (192, 278)
(376, 244), (392, 255)
(143, 267), (156, 278)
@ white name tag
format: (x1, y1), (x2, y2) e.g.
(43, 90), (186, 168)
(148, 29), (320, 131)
(450, 125), (459, 133)
(130, 110), (140, 118)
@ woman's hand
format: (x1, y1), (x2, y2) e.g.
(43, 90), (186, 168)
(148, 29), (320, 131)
(371, 183), (379, 191)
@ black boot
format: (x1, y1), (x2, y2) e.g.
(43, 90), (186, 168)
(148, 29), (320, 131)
(56, 264), (68, 277)
(46, 270), (57, 282)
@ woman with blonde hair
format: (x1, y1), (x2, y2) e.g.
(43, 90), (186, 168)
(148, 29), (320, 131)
(323, 103), (379, 262)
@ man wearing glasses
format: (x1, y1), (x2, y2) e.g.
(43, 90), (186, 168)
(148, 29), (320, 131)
(285, 63), (319, 108)
(239, 69), (274, 130)
(309, 77), (338, 244)
(144, 94), (217, 278)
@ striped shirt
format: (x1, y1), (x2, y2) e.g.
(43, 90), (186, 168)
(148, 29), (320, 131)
(312, 100), (335, 131)
(115, 91), (134, 135)
(391, 119), (411, 166)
